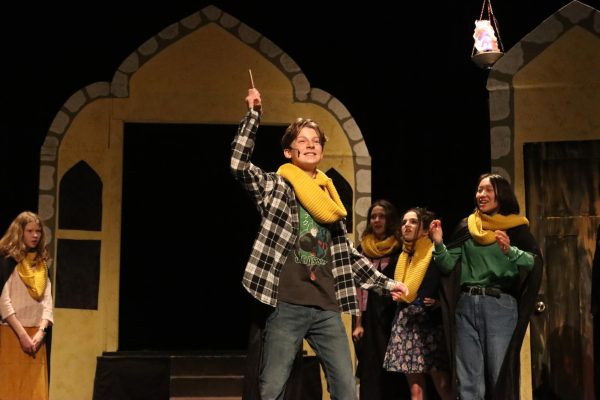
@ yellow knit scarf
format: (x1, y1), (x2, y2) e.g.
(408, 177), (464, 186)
(467, 209), (529, 245)
(16, 252), (48, 301)
(360, 234), (401, 258)
(394, 236), (433, 303)
(277, 163), (347, 224)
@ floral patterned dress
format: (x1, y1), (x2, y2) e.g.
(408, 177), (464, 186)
(383, 260), (447, 373)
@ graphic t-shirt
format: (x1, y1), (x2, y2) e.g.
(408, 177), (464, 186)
(278, 203), (338, 311)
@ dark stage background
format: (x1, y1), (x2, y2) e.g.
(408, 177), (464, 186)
(4, 1), (598, 228)
(1, 1), (598, 350)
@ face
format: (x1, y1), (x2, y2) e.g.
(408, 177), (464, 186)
(284, 127), (323, 173)
(369, 206), (387, 239)
(476, 177), (499, 215)
(23, 221), (42, 250)
(401, 211), (425, 242)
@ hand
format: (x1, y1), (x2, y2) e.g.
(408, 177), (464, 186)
(391, 291), (403, 302)
(391, 281), (409, 297)
(429, 219), (443, 244)
(495, 230), (510, 254)
(245, 88), (262, 111)
(423, 297), (437, 307)
(352, 326), (364, 342)
(18, 333), (36, 355)
(31, 329), (45, 352)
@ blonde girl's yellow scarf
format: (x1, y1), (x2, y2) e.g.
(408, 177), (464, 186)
(16, 252), (48, 301)
(360, 234), (401, 258)
(467, 209), (529, 245)
(394, 236), (433, 303)
(277, 163), (347, 224)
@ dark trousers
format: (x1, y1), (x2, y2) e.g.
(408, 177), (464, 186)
(243, 300), (320, 400)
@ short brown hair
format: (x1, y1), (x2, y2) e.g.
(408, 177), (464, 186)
(280, 118), (327, 151)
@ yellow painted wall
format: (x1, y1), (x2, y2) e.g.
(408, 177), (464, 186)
(512, 26), (600, 208)
(50, 99), (123, 399)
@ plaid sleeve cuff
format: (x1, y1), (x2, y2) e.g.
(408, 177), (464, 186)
(247, 108), (262, 119)
(384, 279), (397, 292)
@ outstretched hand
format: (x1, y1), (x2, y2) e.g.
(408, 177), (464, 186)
(390, 281), (409, 298)
(391, 291), (403, 302)
(245, 88), (262, 111)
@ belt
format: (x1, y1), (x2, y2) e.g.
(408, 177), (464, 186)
(461, 286), (502, 298)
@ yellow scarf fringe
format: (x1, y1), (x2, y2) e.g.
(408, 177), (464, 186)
(277, 163), (347, 224)
(16, 252), (48, 301)
(360, 234), (401, 258)
(467, 209), (529, 245)
(394, 236), (433, 303)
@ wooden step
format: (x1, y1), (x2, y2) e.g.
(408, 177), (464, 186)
(171, 354), (246, 376)
(170, 376), (244, 397)
(170, 353), (245, 398)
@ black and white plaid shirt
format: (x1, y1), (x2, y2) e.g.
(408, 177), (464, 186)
(230, 109), (397, 315)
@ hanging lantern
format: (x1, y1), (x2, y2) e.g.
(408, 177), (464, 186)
(471, 0), (504, 69)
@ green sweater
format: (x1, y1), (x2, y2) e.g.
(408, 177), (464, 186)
(433, 239), (534, 290)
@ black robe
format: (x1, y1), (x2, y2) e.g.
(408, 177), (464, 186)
(438, 218), (543, 400)
(355, 251), (409, 400)
(0, 257), (18, 310)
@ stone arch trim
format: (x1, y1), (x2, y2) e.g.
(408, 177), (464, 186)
(487, 0), (600, 184)
(38, 82), (111, 257)
(39, 5), (371, 255)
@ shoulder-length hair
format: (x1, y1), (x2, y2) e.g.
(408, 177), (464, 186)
(475, 173), (520, 215)
(0, 211), (49, 262)
(362, 199), (401, 241)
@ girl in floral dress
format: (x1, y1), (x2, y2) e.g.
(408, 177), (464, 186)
(383, 207), (452, 400)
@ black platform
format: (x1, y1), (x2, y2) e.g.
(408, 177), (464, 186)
(92, 351), (321, 400)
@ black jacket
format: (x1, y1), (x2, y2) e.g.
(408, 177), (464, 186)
(0, 256), (18, 319)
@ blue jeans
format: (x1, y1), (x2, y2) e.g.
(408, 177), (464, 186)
(455, 292), (517, 400)
(259, 302), (355, 400)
